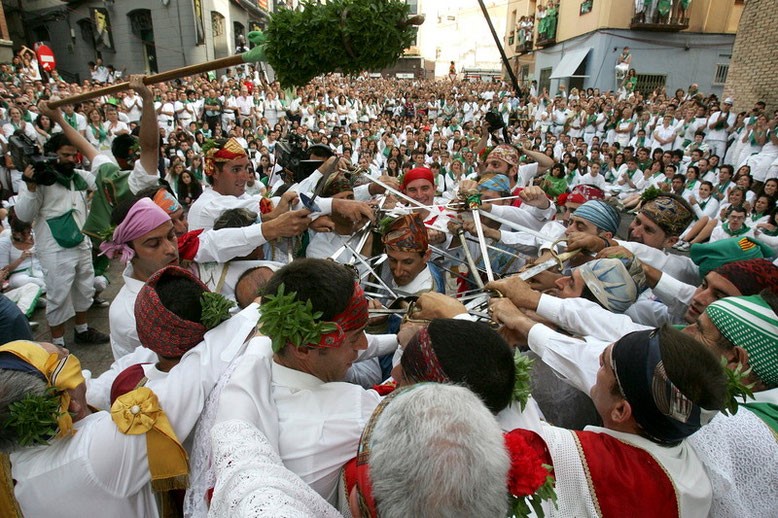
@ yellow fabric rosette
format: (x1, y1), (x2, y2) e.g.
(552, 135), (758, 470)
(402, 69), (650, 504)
(110, 386), (189, 492)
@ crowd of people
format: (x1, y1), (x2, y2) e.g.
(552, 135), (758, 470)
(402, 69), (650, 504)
(0, 45), (776, 518)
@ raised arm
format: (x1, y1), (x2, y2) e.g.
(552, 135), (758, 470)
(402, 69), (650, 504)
(132, 75), (160, 176)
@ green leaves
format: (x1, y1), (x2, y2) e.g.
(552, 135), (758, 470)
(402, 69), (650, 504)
(640, 185), (662, 202)
(200, 292), (236, 330)
(720, 357), (755, 416)
(258, 284), (338, 353)
(264, 0), (415, 87)
(512, 352), (534, 411)
(4, 387), (62, 447)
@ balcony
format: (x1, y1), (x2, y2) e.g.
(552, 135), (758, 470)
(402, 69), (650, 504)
(630, 3), (689, 31)
(535, 34), (555, 48)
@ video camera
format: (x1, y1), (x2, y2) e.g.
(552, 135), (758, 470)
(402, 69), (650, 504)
(7, 131), (59, 185)
(274, 132), (324, 184)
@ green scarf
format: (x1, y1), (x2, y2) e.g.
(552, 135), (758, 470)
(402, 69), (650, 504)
(722, 222), (749, 237)
(64, 113), (79, 130)
(90, 124), (108, 143)
(742, 402), (778, 433)
(55, 170), (88, 191)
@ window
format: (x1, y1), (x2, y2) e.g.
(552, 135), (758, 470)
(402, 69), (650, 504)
(713, 64), (729, 85)
(539, 67), (552, 95)
(406, 0), (418, 15)
(635, 74), (666, 96)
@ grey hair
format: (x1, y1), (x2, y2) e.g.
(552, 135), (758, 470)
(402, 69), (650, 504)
(0, 369), (48, 453)
(370, 384), (510, 518)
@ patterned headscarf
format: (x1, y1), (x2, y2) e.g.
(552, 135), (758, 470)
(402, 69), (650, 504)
(135, 266), (209, 358)
(204, 137), (247, 177)
(577, 257), (647, 313)
(478, 174), (511, 196)
(487, 144), (519, 167)
(382, 213), (428, 254)
(314, 282), (370, 349)
(639, 194), (694, 237)
(400, 328), (449, 383)
(706, 295), (778, 387)
(714, 259), (778, 296)
(153, 188), (183, 215)
(321, 171), (353, 198)
(573, 200), (620, 236)
(611, 329), (719, 444)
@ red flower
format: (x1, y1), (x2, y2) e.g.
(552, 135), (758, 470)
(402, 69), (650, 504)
(505, 429), (553, 497)
(372, 380), (397, 396)
(259, 197), (274, 215)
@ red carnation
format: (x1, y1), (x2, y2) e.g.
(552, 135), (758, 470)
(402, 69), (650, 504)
(505, 429), (553, 497)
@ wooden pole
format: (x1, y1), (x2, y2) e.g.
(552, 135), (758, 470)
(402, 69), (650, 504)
(48, 54), (247, 108)
(476, 0), (521, 96)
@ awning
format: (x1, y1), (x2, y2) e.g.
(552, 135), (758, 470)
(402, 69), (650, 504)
(550, 48), (591, 79)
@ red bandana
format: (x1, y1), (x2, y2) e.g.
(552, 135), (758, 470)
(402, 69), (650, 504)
(314, 282), (369, 349)
(401, 167), (434, 191)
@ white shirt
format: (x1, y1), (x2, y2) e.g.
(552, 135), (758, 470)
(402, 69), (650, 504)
(109, 264), (146, 360)
(188, 189), (263, 231)
(215, 338), (382, 505)
(122, 94), (143, 123)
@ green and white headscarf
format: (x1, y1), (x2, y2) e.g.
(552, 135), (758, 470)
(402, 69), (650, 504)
(706, 295), (778, 387)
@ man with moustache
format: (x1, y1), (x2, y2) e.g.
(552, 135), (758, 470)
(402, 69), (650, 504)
(567, 193), (699, 285)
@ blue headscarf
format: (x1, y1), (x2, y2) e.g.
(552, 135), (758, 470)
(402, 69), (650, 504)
(573, 200), (620, 236)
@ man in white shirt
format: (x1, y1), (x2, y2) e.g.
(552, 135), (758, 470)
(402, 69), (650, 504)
(173, 90), (195, 129)
(215, 259), (391, 505)
(155, 92), (175, 135)
(122, 90), (143, 124)
(705, 98), (735, 158)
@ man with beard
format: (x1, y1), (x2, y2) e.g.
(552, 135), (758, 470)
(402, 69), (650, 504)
(568, 193), (699, 285)
(14, 135), (109, 347)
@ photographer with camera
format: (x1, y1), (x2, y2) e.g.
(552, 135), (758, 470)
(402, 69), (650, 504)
(13, 130), (109, 347)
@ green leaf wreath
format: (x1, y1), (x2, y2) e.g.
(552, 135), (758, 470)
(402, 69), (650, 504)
(720, 357), (756, 416)
(200, 292), (236, 330)
(258, 284), (338, 353)
(2, 387), (62, 447)
(512, 353), (534, 411)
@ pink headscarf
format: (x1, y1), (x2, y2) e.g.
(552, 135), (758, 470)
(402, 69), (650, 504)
(99, 198), (171, 263)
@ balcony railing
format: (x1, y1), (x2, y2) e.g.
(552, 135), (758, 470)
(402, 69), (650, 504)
(630, 2), (690, 31)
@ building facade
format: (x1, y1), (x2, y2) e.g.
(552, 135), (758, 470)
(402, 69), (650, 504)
(2, 0), (269, 83)
(723, 0), (777, 112)
(503, 0), (743, 97)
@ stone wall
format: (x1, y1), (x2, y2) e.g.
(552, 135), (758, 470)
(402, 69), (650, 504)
(723, 0), (777, 111)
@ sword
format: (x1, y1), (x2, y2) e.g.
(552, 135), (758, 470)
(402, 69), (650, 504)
(343, 242), (399, 300)
(471, 210), (494, 282)
(516, 250), (581, 280)
(427, 245), (489, 276)
(478, 209), (554, 244)
(457, 229), (484, 289)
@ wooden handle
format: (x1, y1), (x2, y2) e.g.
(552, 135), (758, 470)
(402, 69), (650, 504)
(48, 54), (246, 108)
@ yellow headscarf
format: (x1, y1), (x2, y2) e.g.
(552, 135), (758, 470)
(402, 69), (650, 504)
(0, 340), (84, 440)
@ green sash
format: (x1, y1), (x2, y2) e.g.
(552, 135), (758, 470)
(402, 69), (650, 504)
(742, 402), (778, 434)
